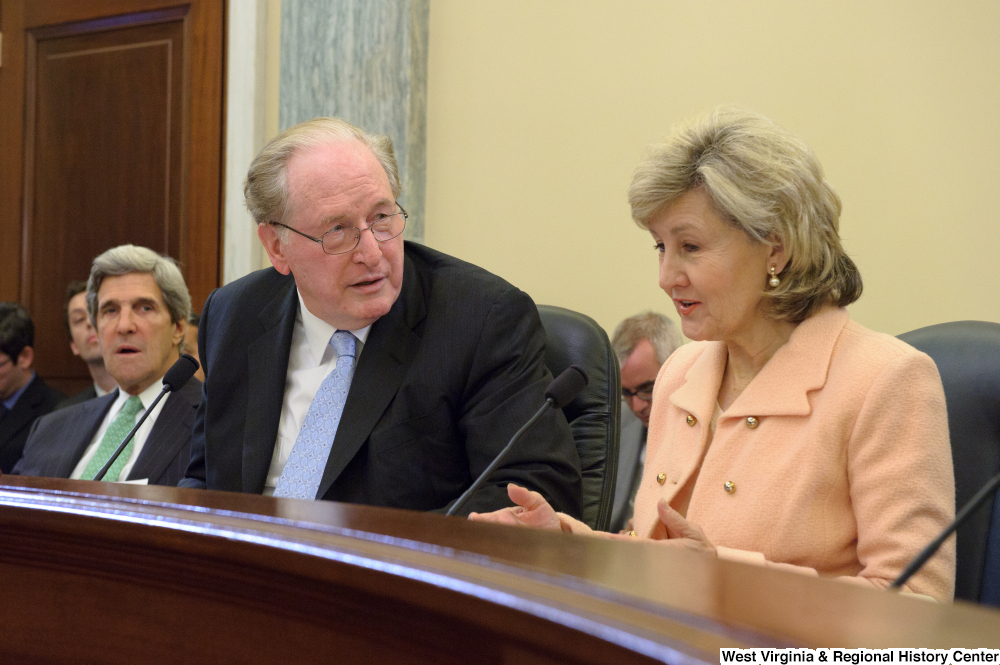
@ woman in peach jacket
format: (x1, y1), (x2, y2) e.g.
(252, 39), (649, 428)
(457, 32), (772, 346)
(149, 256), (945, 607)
(471, 107), (955, 602)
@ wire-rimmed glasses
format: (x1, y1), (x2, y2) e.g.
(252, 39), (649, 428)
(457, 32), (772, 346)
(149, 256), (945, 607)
(269, 203), (407, 255)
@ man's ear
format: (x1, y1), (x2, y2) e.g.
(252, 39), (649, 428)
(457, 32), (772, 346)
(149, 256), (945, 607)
(16, 346), (34, 370)
(172, 321), (186, 350)
(258, 224), (291, 275)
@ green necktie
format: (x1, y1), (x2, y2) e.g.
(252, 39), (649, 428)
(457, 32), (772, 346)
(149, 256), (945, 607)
(82, 395), (144, 482)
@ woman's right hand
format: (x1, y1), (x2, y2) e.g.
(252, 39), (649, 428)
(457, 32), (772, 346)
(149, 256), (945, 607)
(468, 483), (564, 531)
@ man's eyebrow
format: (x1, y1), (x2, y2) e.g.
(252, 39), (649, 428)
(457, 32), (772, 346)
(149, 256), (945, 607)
(631, 380), (656, 390)
(317, 200), (396, 227)
(99, 297), (160, 310)
(318, 213), (347, 226)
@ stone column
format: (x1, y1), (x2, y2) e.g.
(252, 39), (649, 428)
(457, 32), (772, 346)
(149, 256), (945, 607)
(280, 0), (429, 242)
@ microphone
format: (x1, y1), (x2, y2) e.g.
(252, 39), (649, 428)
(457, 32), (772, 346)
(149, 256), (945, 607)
(92, 354), (200, 482)
(545, 365), (588, 409)
(891, 470), (1000, 590)
(445, 365), (589, 517)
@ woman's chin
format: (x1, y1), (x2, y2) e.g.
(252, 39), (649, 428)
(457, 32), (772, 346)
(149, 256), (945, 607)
(679, 323), (709, 342)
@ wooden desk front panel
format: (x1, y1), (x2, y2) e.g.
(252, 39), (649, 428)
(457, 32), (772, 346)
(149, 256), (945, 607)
(1, 478), (998, 664)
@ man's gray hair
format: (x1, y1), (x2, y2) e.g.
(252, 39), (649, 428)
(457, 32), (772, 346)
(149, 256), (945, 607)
(86, 245), (191, 328)
(244, 117), (401, 242)
(611, 312), (683, 366)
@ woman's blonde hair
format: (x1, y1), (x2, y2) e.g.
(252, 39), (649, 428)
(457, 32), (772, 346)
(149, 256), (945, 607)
(628, 106), (862, 322)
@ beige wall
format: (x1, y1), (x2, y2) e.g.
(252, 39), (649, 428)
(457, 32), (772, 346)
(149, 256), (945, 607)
(423, 0), (1000, 337)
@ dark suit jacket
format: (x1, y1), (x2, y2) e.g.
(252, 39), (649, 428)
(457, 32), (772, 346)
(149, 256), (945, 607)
(609, 407), (646, 533)
(182, 242), (583, 516)
(13, 379), (202, 486)
(0, 375), (65, 473)
(56, 384), (98, 411)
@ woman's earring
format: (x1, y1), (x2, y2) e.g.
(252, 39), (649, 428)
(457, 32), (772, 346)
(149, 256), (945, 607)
(768, 266), (781, 288)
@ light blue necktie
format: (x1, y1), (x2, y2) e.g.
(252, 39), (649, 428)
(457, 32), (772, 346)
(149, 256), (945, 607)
(274, 331), (357, 499)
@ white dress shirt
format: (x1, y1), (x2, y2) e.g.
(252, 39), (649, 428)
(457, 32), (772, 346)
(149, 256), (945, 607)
(263, 290), (370, 495)
(70, 378), (170, 482)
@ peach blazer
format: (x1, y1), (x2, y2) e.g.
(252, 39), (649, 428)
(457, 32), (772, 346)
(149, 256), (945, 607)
(632, 307), (955, 601)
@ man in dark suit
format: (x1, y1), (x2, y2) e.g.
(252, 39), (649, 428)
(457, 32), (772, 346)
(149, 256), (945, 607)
(0, 303), (65, 472)
(14, 245), (198, 486)
(180, 118), (582, 516)
(56, 281), (117, 410)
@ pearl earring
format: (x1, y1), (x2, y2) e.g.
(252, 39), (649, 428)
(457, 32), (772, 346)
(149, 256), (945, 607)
(768, 266), (780, 288)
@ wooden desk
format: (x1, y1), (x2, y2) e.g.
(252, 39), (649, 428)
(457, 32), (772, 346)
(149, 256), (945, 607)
(1, 477), (998, 664)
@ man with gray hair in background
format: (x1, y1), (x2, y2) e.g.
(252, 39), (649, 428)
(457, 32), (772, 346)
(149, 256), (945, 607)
(609, 311), (683, 533)
(14, 245), (201, 486)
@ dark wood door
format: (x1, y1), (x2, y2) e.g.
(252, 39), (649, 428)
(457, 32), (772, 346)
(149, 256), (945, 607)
(0, 0), (224, 395)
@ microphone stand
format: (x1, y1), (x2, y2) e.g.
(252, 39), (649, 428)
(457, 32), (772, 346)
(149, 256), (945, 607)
(891, 470), (1000, 590)
(92, 354), (200, 482)
(445, 400), (554, 517)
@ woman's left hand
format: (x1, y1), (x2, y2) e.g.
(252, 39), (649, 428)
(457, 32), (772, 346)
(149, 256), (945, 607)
(610, 499), (717, 556)
(467, 483), (565, 532)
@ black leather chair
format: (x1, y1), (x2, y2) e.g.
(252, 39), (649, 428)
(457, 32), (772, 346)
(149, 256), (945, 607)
(898, 321), (1000, 606)
(537, 305), (620, 531)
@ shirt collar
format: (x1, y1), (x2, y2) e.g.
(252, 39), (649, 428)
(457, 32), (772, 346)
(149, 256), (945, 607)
(296, 290), (371, 364)
(2, 371), (35, 411)
(114, 376), (165, 414)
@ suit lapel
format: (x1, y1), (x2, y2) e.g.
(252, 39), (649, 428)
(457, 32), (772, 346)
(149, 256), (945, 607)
(127, 381), (200, 483)
(665, 343), (727, 500)
(316, 253), (426, 499)
(668, 343), (727, 426)
(56, 391), (118, 478)
(658, 307), (849, 503)
(243, 279), (297, 492)
(724, 306), (847, 419)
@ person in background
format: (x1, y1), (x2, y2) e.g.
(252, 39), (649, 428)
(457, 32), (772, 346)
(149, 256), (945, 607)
(57, 281), (117, 409)
(0, 303), (65, 473)
(14, 245), (200, 486)
(184, 311), (205, 382)
(609, 312), (683, 533)
(471, 107), (955, 602)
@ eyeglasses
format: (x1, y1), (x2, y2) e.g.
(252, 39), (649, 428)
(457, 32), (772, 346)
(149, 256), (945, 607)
(270, 203), (408, 255)
(621, 382), (655, 403)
